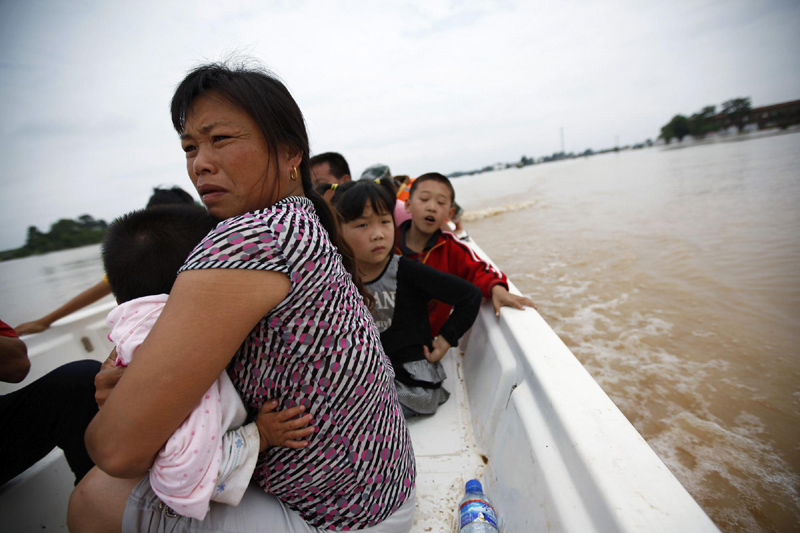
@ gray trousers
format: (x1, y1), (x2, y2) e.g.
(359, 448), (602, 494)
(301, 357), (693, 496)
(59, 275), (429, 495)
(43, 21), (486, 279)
(122, 476), (415, 533)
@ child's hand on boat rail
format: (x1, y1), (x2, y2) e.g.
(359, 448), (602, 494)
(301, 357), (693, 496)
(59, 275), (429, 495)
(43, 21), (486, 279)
(491, 285), (537, 317)
(256, 399), (315, 452)
(94, 348), (125, 409)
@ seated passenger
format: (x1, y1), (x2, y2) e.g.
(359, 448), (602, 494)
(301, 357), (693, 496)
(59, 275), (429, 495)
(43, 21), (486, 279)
(0, 319), (100, 486)
(332, 179), (481, 417)
(310, 151), (351, 201)
(396, 173), (536, 336)
(100, 205), (313, 519)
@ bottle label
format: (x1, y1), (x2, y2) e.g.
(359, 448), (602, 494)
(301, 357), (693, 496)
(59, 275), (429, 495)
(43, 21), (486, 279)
(460, 499), (498, 529)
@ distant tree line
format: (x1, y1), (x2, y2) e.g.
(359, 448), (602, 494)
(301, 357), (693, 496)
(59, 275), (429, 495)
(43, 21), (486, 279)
(659, 97), (751, 144)
(445, 96), (799, 178)
(447, 140), (654, 179)
(0, 215), (108, 261)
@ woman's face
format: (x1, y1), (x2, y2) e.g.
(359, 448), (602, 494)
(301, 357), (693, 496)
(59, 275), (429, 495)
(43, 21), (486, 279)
(180, 93), (299, 219)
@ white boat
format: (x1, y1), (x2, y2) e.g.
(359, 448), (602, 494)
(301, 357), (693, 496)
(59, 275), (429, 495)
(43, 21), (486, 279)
(0, 242), (719, 532)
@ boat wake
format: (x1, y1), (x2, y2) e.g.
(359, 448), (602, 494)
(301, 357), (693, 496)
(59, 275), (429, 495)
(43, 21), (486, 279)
(461, 201), (535, 222)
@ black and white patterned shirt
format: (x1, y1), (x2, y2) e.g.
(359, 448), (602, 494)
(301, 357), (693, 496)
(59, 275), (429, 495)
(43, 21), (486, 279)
(179, 197), (415, 529)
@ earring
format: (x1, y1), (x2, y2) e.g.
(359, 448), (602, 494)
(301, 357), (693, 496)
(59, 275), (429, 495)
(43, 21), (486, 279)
(290, 167), (298, 181)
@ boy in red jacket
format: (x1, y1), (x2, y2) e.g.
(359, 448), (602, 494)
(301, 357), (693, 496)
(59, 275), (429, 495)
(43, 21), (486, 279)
(395, 172), (535, 336)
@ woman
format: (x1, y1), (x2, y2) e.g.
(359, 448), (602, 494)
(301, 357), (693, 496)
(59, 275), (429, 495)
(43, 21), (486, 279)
(68, 62), (415, 532)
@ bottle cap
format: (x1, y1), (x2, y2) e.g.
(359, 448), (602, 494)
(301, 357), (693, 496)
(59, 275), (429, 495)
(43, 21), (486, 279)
(465, 479), (483, 493)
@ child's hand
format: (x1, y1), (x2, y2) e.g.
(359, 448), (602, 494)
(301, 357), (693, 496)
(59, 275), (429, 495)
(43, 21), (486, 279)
(423, 336), (451, 363)
(14, 319), (49, 335)
(256, 400), (315, 452)
(94, 348), (125, 409)
(491, 285), (537, 318)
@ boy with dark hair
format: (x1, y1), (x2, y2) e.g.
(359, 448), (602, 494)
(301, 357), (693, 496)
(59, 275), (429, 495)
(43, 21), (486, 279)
(395, 172), (535, 336)
(102, 204), (215, 303)
(145, 186), (196, 209)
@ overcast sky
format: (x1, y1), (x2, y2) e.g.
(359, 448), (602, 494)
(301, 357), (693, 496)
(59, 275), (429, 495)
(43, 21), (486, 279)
(1, 0), (798, 249)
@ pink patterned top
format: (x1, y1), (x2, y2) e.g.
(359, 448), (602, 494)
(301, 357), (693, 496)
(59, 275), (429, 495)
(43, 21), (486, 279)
(179, 196), (415, 530)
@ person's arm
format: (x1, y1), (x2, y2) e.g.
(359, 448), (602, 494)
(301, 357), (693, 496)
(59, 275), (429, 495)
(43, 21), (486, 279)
(86, 268), (291, 479)
(447, 238), (536, 316)
(447, 237), (508, 298)
(0, 335), (29, 383)
(15, 279), (112, 335)
(400, 258), (482, 362)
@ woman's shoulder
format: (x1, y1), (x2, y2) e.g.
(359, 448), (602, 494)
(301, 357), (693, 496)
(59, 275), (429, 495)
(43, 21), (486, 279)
(258, 196), (315, 222)
(207, 197), (314, 235)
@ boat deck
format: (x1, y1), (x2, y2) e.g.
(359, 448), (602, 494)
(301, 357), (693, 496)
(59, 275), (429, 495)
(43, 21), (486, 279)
(408, 347), (487, 532)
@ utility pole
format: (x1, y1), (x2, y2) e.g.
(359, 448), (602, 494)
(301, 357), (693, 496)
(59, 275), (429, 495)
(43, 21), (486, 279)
(560, 127), (565, 155)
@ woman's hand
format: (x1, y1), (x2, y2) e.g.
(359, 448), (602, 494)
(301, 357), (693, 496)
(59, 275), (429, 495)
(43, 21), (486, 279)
(95, 349), (124, 409)
(256, 400), (315, 452)
(423, 336), (451, 363)
(491, 284), (536, 317)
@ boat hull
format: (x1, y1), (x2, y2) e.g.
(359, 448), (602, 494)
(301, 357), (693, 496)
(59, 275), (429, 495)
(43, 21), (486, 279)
(0, 247), (719, 531)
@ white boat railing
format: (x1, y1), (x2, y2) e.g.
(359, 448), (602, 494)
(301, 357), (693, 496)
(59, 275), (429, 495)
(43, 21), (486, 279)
(460, 271), (719, 531)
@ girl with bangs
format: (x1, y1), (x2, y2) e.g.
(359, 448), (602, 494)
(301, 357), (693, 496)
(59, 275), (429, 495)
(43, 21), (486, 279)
(332, 179), (481, 418)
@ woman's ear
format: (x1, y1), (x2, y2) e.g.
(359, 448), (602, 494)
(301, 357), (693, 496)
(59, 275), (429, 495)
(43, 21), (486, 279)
(282, 146), (303, 169)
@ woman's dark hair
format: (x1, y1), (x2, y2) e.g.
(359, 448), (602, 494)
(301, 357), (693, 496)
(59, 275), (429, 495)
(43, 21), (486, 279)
(103, 205), (218, 304)
(169, 61), (370, 304)
(331, 178), (397, 224)
(145, 186), (195, 209)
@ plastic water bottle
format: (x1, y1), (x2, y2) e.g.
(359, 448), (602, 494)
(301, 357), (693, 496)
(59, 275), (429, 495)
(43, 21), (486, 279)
(458, 479), (499, 532)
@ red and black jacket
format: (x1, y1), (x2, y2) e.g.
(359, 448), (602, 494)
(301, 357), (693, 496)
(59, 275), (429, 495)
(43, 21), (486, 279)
(395, 220), (508, 336)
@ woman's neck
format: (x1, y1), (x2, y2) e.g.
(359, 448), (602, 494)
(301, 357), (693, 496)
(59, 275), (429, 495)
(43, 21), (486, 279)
(359, 254), (392, 283)
(282, 180), (306, 200)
